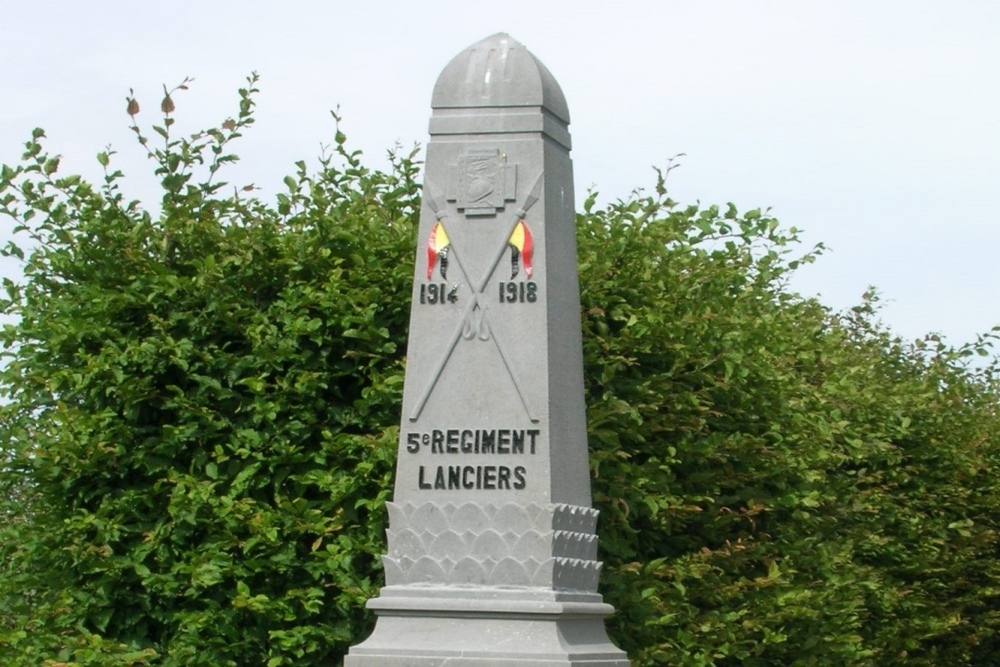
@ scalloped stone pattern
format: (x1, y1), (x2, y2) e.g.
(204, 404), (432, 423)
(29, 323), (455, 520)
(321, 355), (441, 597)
(382, 501), (603, 590)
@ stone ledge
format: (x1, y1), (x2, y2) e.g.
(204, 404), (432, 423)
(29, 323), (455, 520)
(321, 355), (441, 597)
(346, 603), (629, 666)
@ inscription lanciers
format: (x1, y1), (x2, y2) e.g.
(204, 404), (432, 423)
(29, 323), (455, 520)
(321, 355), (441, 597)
(405, 427), (541, 490)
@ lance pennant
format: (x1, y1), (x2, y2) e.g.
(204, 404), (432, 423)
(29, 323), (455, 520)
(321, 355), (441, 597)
(508, 220), (533, 279)
(426, 222), (451, 279)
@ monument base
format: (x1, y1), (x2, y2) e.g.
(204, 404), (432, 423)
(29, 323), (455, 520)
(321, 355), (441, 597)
(345, 587), (630, 666)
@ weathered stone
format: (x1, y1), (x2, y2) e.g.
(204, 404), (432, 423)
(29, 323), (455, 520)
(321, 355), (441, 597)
(345, 33), (629, 666)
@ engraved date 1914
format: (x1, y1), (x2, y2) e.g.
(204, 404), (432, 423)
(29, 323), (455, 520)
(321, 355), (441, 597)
(419, 282), (459, 305)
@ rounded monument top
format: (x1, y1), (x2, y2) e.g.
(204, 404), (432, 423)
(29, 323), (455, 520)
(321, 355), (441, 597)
(431, 33), (570, 123)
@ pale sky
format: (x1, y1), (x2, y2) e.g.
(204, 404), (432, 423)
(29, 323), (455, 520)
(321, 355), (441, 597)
(2, 1), (998, 348)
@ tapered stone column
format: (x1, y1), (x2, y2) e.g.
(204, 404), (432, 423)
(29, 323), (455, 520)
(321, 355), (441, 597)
(345, 33), (629, 666)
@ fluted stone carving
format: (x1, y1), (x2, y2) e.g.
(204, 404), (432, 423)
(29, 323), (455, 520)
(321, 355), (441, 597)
(383, 501), (601, 589)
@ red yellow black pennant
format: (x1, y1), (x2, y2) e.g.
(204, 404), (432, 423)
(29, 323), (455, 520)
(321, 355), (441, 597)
(426, 222), (451, 279)
(508, 220), (533, 279)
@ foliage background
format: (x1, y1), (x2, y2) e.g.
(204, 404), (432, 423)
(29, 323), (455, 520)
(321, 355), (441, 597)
(1, 80), (999, 666)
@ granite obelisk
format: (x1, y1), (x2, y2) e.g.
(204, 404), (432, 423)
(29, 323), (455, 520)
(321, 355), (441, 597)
(345, 33), (629, 666)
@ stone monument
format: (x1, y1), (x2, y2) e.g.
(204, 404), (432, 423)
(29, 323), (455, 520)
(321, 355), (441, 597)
(345, 33), (630, 666)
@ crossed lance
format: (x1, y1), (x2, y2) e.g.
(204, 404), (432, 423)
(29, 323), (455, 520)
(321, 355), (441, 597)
(409, 171), (544, 423)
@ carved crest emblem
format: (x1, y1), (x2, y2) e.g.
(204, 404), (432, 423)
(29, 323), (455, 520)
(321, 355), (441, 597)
(448, 149), (517, 217)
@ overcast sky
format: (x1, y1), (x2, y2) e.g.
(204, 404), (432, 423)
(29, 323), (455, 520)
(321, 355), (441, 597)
(2, 0), (998, 348)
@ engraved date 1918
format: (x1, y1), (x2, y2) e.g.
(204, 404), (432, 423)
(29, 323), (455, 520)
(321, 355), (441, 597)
(498, 280), (537, 304)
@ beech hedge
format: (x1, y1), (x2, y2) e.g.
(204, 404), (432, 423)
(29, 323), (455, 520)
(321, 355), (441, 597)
(2, 78), (999, 666)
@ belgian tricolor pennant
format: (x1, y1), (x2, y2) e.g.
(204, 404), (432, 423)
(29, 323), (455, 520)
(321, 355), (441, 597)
(426, 222), (451, 279)
(507, 220), (534, 279)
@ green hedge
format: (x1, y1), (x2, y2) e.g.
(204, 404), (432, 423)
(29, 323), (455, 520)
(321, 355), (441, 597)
(1, 77), (998, 666)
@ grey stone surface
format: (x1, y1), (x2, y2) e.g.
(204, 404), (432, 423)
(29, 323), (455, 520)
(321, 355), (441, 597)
(345, 33), (629, 666)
